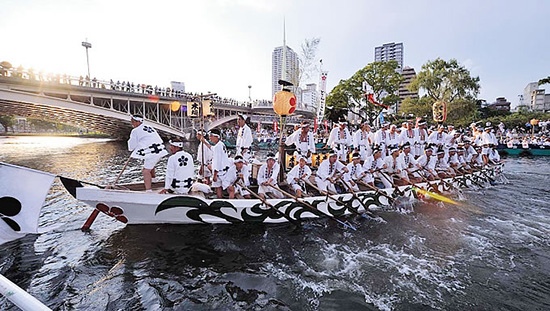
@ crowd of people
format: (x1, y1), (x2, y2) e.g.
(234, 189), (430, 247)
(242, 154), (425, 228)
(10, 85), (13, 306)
(125, 113), (503, 200)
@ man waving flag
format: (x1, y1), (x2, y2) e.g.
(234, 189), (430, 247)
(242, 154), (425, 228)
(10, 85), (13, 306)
(0, 162), (55, 245)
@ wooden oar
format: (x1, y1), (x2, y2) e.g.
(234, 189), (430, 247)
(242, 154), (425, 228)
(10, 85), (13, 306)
(356, 180), (395, 203)
(237, 182), (301, 226)
(334, 176), (376, 218)
(393, 174), (460, 205)
(267, 184), (357, 230)
(301, 178), (367, 219)
(112, 156), (132, 186)
(378, 171), (406, 197)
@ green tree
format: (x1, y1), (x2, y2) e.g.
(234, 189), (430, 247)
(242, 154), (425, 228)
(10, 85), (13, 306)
(0, 115), (16, 133)
(539, 76), (550, 86)
(404, 58), (480, 124)
(28, 118), (56, 131)
(326, 61), (403, 123)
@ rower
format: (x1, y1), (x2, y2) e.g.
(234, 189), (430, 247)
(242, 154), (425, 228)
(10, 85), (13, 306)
(399, 121), (418, 158)
(415, 120), (429, 158)
(257, 153), (283, 199)
(398, 142), (422, 183)
(435, 148), (455, 178)
(362, 147), (385, 187)
(209, 128), (232, 198)
(374, 122), (390, 157)
(159, 138), (195, 194)
(481, 126), (497, 165)
(285, 120), (316, 163)
(488, 144), (502, 164)
(382, 146), (405, 187)
(416, 147), (438, 180)
(127, 114), (168, 192)
(315, 150), (349, 193)
(236, 114), (253, 161)
(344, 152), (365, 191)
(428, 125), (446, 150)
(456, 147), (472, 173)
(387, 125), (400, 148)
(196, 130), (213, 184)
(223, 155), (252, 199)
(327, 119), (352, 163)
(447, 147), (460, 173)
(353, 121), (373, 161)
(286, 155), (312, 198)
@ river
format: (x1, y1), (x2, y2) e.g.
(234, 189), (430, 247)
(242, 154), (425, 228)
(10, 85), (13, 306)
(1, 136), (549, 310)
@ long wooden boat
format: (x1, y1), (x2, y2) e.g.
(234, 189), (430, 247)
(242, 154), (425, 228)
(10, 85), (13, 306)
(62, 164), (504, 225)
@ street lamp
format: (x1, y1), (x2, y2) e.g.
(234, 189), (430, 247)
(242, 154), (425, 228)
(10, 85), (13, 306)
(248, 85), (252, 102)
(81, 39), (92, 78)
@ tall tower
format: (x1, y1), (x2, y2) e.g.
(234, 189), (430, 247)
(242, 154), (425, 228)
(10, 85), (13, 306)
(272, 20), (299, 98)
(374, 42), (404, 71)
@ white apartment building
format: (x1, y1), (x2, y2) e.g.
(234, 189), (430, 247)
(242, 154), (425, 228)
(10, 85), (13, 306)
(301, 83), (317, 110)
(374, 42), (404, 71)
(272, 46), (299, 98)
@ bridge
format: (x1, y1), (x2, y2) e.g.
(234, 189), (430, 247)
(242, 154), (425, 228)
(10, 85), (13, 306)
(0, 69), (316, 139)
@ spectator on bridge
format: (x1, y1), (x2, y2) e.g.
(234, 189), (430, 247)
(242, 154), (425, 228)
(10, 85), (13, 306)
(127, 114), (168, 192)
(78, 76), (83, 86)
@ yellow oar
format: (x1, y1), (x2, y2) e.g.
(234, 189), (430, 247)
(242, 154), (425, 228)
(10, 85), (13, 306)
(411, 186), (460, 205)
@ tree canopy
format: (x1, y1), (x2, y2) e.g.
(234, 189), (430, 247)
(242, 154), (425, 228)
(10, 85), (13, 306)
(539, 76), (550, 86)
(402, 58), (480, 124)
(0, 115), (15, 133)
(326, 61), (403, 122)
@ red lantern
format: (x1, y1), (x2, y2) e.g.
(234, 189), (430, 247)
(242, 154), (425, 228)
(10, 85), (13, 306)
(273, 90), (297, 116)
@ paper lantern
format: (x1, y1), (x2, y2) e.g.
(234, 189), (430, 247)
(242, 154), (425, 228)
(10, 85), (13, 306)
(170, 101), (180, 112)
(187, 101), (200, 117)
(432, 101), (447, 123)
(530, 119), (539, 126)
(273, 90), (297, 116)
(202, 99), (214, 116)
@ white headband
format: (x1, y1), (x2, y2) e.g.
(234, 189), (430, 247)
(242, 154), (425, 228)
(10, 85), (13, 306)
(131, 115), (143, 122)
(169, 140), (183, 148)
(234, 157), (245, 163)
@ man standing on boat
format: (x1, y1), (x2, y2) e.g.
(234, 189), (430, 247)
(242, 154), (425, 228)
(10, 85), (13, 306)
(257, 153), (283, 199)
(315, 150), (349, 193)
(353, 121), (373, 161)
(374, 122), (390, 157)
(286, 155), (312, 198)
(159, 138), (195, 194)
(415, 121), (429, 158)
(327, 120), (352, 163)
(236, 114), (253, 162)
(285, 121), (316, 163)
(223, 155), (252, 199)
(127, 115), (168, 192)
(209, 129), (232, 198)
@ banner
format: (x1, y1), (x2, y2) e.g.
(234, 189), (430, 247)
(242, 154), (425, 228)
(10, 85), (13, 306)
(187, 101), (200, 117)
(0, 162), (55, 245)
(314, 117), (318, 132)
(202, 99), (215, 117)
(316, 71), (328, 121)
(273, 121), (278, 133)
(323, 120), (328, 132)
(257, 120), (261, 133)
(379, 111), (385, 125)
(367, 93), (389, 109)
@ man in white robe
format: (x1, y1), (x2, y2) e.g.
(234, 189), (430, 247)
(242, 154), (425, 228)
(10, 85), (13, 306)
(362, 147), (386, 186)
(285, 121), (316, 163)
(315, 150), (349, 193)
(415, 121), (429, 158)
(374, 122), (390, 157)
(127, 115), (168, 192)
(209, 129), (232, 198)
(159, 138), (195, 194)
(222, 155), (251, 199)
(286, 155), (312, 198)
(327, 121), (352, 162)
(196, 130), (213, 184)
(236, 114), (253, 161)
(353, 122), (373, 161)
(344, 152), (365, 191)
(399, 121), (418, 157)
(417, 147), (438, 180)
(257, 153), (283, 199)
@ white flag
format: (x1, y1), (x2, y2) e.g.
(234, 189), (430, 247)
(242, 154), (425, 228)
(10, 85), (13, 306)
(0, 162), (55, 245)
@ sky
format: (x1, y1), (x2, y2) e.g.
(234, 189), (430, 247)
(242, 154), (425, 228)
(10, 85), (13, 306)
(1, 0), (549, 107)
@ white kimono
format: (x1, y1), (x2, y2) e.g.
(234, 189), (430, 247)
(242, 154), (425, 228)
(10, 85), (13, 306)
(374, 129), (389, 157)
(399, 129), (418, 157)
(415, 128), (429, 157)
(286, 164), (312, 192)
(327, 127), (352, 162)
(362, 155), (385, 183)
(399, 151), (419, 179)
(353, 129), (372, 160)
(381, 155), (404, 188)
(344, 162), (365, 191)
(211, 141), (232, 187)
(285, 128), (316, 162)
(222, 163), (251, 196)
(315, 160), (346, 193)
(127, 123), (168, 169)
(417, 154), (437, 177)
(257, 162), (282, 197)
(236, 124), (253, 160)
(164, 150), (195, 194)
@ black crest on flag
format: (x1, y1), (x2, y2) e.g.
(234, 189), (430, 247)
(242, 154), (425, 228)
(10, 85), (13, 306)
(0, 196), (22, 231)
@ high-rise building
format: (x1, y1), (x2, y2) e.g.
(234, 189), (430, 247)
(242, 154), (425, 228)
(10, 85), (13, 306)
(523, 82), (549, 112)
(374, 42), (404, 70)
(301, 83), (317, 110)
(398, 66), (418, 112)
(272, 46), (299, 98)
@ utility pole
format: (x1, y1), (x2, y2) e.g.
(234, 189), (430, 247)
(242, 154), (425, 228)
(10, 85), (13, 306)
(81, 39), (92, 78)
